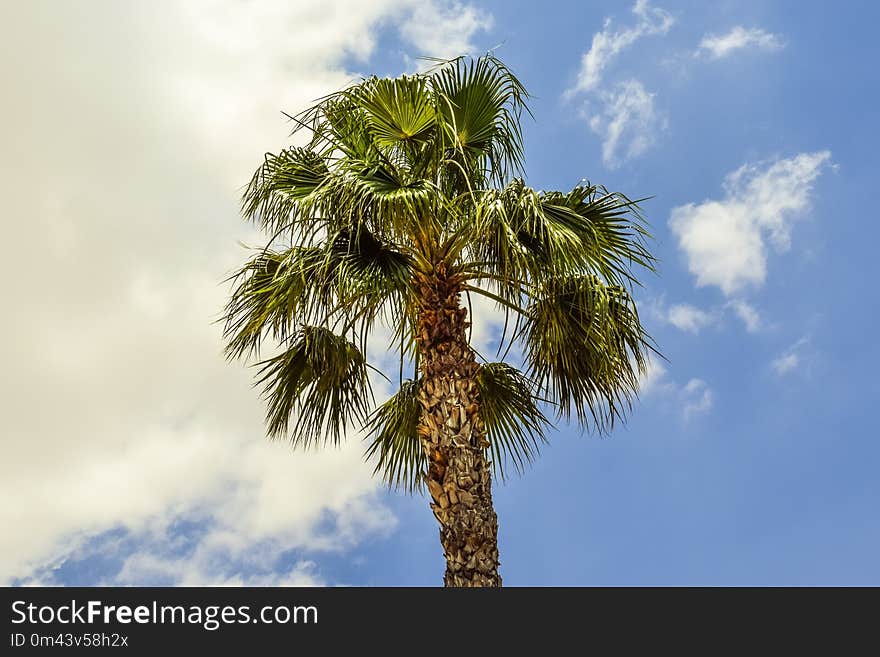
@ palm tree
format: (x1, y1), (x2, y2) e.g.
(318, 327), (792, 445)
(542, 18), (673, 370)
(222, 55), (657, 587)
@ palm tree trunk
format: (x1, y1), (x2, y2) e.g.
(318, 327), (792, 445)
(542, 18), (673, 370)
(414, 264), (501, 587)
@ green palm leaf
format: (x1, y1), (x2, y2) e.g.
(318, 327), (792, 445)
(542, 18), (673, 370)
(477, 363), (550, 479)
(317, 162), (435, 240)
(327, 226), (415, 342)
(242, 147), (328, 232)
(523, 275), (655, 431)
(466, 179), (655, 291)
(543, 182), (656, 284)
(432, 56), (529, 186)
(255, 326), (373, 447)
(357, 75), (438, 149)
(223, 227), (413, 360)
(222, 246), (328, 360)
(364, 379), (425, 492)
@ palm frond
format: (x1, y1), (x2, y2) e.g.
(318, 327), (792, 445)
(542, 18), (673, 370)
(356, 75), (437, 150)
(477, 363), (550, 479)
(316, 161), (436, 240)
(327, 226), (416, 343)
(465, 179), (578, 294)
(255, 326), (373, 447)
(464, 179), (655, 290)
(523, 275), (655, 432)
(543, 182), (656, 285)
(242, 147), (328, 233)
(432, 55), (530, 189)
(364, 380), (425, 492)
(222, 246), (328, 360)
(222, 228), (415, 360)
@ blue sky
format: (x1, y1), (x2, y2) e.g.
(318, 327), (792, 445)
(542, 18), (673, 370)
(2, 0), (878, 586)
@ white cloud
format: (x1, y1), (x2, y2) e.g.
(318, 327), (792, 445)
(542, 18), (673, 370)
(666, 303), (715, 333)
(697, 26), (785, 59)
(636, 357), (712, 421)
(646, 297), (717, 334)
(587, 79), (666, 168)
(398, 1), (493, 59)
(467, 289), (514, 358)
(116, 555), (325, 587)
(648, 296), (762, 334)
(771, 353), (799, 375)
(728, 300), (761, 332)
(567, 2), (672, 167)
(771, 336), (810, 376)
(682, 379), (713, 420)
(0, 0), (490, 585)
(569, 0), (674, 95)
(669, 151), (831, 295)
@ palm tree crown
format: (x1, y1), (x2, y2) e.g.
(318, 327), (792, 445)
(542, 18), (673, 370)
(223, 55), (657, 585)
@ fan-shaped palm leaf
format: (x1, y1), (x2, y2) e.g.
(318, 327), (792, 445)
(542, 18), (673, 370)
(242, 147), (329, 232)
(477, 362), (550, 478)
(364, 379), (425, 492)
(222, 246), (328, 360)
(523, 275), (654, 430)
(255, 326), (373, 447)
(357, 75), (438, 149)
(465, 179), (655, 291)
(223, 227), (413, 359)
(432, 56), (529, 187)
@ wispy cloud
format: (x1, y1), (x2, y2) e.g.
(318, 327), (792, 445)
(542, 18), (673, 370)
(637, 358), (713, 421)
(648, 296), (765, 336)
(669, 151), (831, 296)
(682, 379), (713, 420)
(771, 352), (799, 375)
(586, 79), (666, 168)
(728, 300), (762, 333)
(697, 26), (785, 59)
(117, 556), (325, 587)
(771, 336), (811, 376)
(665, 303), (716, 333)
(568, 0), (674, 95)
(647, 297), (718, 334)
(398, 1), (493, 60)
(566, 1), (673, 168)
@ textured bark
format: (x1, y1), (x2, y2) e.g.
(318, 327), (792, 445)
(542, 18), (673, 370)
(414, 263), (501, 587)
